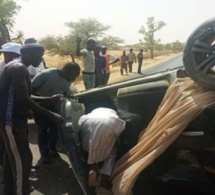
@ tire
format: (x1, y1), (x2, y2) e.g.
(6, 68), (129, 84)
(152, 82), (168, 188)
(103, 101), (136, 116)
(183, 17), (215, 89)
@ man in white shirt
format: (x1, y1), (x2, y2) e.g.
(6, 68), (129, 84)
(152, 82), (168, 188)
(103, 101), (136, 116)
(76, 38), (96, 90)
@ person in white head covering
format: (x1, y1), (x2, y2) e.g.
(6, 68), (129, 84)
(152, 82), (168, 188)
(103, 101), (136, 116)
(0, 42), (21, 74)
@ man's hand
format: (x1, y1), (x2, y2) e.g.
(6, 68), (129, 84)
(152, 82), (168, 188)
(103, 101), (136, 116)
(76, 37), (82, 44)
(50, 112), (65, 124)
(51, 94), (63, 100)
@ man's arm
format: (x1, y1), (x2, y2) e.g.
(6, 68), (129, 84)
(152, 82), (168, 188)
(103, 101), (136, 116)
(76, 38), (82, 56)
(109, 56), (120, 65)
(8, 64), (64, 123)
(31, 94), (62, 102)
(134, 53), (137, 63)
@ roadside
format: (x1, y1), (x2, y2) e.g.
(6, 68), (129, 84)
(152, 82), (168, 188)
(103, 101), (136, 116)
(75, 53), (182, 91)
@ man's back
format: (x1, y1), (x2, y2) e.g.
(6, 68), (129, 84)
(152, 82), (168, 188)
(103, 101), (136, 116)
(32, 68), (72, 96)
(0, 60), (30, 127)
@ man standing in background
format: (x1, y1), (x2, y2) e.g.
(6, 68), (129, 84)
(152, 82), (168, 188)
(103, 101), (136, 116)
(137, 49), (144, 74)
(120, 51), (129, 75)
(101, 46), (120, 85)
(127, 48), (136, 73)
(76, 38), (96, 90)
(94, 46), (106, 87)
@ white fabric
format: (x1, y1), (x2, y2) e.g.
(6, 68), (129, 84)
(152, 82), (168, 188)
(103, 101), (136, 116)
(109, 54), (118, 63)
(27, 61), (45, 79)
(78, 108), (125, 164)
(0, 60), (5, 74)
(0, 43), (21, 55)
(80, 48), (95, 73)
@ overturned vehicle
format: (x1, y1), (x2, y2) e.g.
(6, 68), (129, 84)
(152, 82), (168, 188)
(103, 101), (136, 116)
(59, 17), (215, 195)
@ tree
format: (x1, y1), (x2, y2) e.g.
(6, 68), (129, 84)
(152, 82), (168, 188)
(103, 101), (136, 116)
(0, 0), (22, 46)
(40, 18), (123, 60)
(40, 35), (77, 62)
(65, 18), (110, 44)
(98, 36), (124, 50)
(139, 17), (166, 59)
(171, 40), (184, 52)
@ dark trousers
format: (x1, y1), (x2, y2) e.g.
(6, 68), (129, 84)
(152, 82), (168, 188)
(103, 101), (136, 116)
(95, 75), (105, 87)
(36, 123), (58, 157)
(138, 60), (143, 73)
(104, 72), (110, 85)
(0, 125), (32, 195)
(128, 61), (134, 73)
(0, 134), (4, 166)
(120, 63), (128, 75)
(34, 102), (59, 157)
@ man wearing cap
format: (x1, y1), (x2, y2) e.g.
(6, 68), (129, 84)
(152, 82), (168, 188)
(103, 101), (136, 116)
(101, 46), (120, 85)
(0, 42), (21, 74)
(0, 42), (22, 167)
(76, 38), (96, 90)
(0, 42), (64, 195)
(24, 38), (47, 79)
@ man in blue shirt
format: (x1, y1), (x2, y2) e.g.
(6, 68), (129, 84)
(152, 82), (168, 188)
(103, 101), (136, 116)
(94, 46), (106, 87)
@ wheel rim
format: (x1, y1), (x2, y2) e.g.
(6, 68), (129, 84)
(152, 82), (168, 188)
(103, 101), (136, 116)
(191, 28), (215, 78)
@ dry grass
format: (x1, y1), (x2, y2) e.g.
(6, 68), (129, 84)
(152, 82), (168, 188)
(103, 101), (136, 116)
(1, 51), (181, 92)
(75, 52), (181, 92)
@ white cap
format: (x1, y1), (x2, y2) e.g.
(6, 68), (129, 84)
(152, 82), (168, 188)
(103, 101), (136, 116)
(0, 43), (22, 55)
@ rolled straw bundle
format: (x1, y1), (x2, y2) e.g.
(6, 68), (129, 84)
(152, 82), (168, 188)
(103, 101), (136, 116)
(111, 78), (215, 195)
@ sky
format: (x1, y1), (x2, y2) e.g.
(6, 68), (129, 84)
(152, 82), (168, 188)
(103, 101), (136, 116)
(14, 0), (215, 45)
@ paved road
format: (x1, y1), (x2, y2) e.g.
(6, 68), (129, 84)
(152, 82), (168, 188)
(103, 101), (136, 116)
(28, 121), (84, 195)
(0, 121), (84, 195)
(142, 54), (183, 75)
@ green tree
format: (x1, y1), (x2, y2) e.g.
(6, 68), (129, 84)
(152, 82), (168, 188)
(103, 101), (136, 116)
(164, 43), (172, 50)
(40, 35), (77, 62)
(0, 0), (22, 46)
(139, 17), (166, 59)
(40, 18), (123, 60)
(98, 36), (124, 50)
(65, 18), (110, 44)
(171, 40), (184, 52)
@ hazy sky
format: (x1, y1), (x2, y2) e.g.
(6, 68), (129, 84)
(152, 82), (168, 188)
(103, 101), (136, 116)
(14, 0), (215, 45)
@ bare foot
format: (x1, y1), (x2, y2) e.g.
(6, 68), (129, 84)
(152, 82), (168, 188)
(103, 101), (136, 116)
(88, 170), (99, 187)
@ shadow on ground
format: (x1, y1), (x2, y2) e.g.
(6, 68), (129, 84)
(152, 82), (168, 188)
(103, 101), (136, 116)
(29, 122), (84, 195)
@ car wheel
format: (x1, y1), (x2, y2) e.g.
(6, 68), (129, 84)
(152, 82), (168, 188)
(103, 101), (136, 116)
(183, 17), (215, 89)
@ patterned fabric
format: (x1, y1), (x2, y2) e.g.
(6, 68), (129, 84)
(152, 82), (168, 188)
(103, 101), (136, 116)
(5, 87), (15, 126)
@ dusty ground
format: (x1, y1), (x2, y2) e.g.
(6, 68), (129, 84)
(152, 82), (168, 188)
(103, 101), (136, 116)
(75, 53), (181, 92)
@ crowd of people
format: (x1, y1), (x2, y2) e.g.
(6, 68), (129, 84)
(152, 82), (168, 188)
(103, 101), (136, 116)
(76, 38), (144, 90)
(0, 39), (81, 194)
(0, 38), (144, 194)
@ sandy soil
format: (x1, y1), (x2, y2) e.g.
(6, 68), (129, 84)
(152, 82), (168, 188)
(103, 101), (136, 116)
(75, 53), (181, 92)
